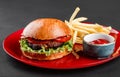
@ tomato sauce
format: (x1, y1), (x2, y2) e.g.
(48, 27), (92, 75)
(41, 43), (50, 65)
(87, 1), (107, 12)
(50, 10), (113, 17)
(89, 39), (109, 44)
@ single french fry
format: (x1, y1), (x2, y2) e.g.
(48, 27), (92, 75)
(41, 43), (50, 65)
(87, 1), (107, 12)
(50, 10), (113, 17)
(73, 31), (78, 44)
(72, 17), (88, 23)
(72, 51), (79, 59)
(69, 7), (80, 22)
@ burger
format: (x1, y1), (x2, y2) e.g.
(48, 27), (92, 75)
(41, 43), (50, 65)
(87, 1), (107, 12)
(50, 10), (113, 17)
(19, 18), (73, 60)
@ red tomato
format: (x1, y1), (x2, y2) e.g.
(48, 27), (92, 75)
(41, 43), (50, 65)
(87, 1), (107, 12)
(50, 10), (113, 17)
(26, 37), (48, 44)
(26, 35), (71, 44)
(54, 35), (71, 42)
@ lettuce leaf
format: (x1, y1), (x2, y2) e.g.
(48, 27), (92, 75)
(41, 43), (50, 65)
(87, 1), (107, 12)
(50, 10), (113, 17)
(19, 39), (73, 56)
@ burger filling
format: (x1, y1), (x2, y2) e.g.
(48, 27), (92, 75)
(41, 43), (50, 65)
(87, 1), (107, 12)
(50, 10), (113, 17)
(19, 36), (73, 56)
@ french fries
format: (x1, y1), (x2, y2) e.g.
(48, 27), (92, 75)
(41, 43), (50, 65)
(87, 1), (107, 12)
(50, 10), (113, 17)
(65, 7), (112, 45)
(65, 7), (112, 59)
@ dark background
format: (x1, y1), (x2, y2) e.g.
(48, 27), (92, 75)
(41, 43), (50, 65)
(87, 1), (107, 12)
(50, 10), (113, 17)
(0, 0), (120, 77)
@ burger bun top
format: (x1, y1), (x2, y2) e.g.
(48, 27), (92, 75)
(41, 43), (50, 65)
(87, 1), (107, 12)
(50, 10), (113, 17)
(22, 18), (71, 40)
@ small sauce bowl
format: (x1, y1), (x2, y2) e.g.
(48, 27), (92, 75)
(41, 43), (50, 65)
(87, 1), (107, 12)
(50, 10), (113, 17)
(83, 33), (115, 59)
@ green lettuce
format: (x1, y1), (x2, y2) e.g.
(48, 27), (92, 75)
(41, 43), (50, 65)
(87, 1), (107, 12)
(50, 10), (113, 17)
(19, 39), (73, 56)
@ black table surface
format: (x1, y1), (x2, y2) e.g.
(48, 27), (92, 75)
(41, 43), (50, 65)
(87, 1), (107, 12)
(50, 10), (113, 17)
(0, 0), (120, 77)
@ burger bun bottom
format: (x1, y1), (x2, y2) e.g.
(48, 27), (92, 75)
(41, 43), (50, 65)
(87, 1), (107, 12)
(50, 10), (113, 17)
(22, 50), (71, 60)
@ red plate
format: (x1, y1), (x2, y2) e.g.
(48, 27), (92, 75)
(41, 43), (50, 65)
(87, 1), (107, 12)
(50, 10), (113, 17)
(3, 28), (120, 69)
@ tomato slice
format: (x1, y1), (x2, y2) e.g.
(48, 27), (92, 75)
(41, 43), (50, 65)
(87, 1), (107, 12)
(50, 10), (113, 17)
(26, 37), (48, 44)
(54, 35), (71, 42)
(26, 35), (71, 44)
